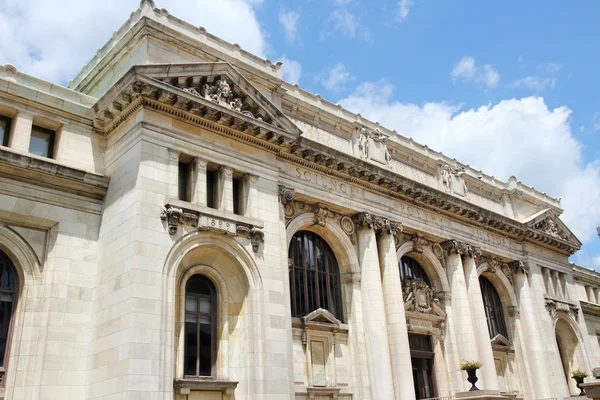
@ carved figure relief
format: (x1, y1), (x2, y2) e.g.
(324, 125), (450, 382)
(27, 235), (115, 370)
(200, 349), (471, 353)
(402, 279), (438, 314)
(440, 163), (469, 197)
(355, 127), (392, 165)
(538, 219), (567, 240)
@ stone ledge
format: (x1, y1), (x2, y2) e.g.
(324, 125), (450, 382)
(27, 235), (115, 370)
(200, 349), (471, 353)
(173, 379), (238, 395)
(455, 390), (506, 400)
(0, 147), (109, 200)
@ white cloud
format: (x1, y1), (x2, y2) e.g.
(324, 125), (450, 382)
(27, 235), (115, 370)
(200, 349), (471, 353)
(537, 62), (563, 74)
(509, 76), (556, 91)
(322, 63), (352, 91)
(339, 80), (600, 245)
(451, 56), (499, 88)
(451, 56), (477, 81)
(0, 0), (268, 85)
(279, 56), (302, 84)
(328, 9), (358, 38)
(593, 112), (600, 132)
(397, 0), (413, 21)
(279, 10), (300, 43)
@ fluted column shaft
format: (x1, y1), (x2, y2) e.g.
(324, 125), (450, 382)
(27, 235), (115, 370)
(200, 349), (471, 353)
(443, 242), (479, 392)
(357, 225), (395, 400)
(378, 232), (415, 400)
(463, 254), (499, 391)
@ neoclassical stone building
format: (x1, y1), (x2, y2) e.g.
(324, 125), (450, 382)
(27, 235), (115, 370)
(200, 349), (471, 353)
(0, 1), (599, 399)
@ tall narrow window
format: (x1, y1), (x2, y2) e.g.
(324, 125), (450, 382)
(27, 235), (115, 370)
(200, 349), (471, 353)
(184, 275), (216, 377)
(29, 125), (55, 158)
(479, 276), (508, 339)
(288, 231), (343, 320)
(399, 256), (431, 285)
(0, 250), (17, 386)
(0, 116), (11, 147)
(206, 168), (218, 209)
(232, 175), (243, 215)
(178, 160), (191, 202)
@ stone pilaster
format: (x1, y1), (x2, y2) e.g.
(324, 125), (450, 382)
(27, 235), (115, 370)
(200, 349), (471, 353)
(168, 149), (180, 199)
(441, 240), (479, 392)
(8, 111), (33, 153)
(342, 272), (371, 400)
(354, 212), (395, 400)
(242, 174), (258, 218)
(378, 228), (416, 400)
(190, 157), (207, 205)
(216, 166), (234, 213)
(463, 249), (499, 391)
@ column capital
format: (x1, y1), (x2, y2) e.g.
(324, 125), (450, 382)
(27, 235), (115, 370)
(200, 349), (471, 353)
(440, 239), (480, 257)
(352, 212), (402, 235)
(508, 260), (530, 276)
(193, 157), (208, 169)
(218, 165), (234, 176)
(243, 173), (259, 183)
(278, 185), (295, 205)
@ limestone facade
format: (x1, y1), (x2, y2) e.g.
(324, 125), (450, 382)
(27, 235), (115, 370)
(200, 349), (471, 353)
(0, 1), (598, 399)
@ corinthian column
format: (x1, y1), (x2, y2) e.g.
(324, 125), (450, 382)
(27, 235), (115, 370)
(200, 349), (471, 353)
(464, 251), (499, 391)
(441, 240), (479, 392)
(354, 212), (395, 400)
(378, 223), (416, 400)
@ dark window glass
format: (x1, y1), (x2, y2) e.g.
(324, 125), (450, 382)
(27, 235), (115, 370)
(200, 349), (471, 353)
(178, 162), (190, 201)
(184, 275), (216, 377)
(399, 256), (431, 285)
(0, 117), (11, 147)
(288, 231), (343, 320)
(479, 276), (509, 339)
(232, 176), (242, 215)
(206, 169), (217, 209)
(0, 250), (17, 379)
(29, 126), (55, 158)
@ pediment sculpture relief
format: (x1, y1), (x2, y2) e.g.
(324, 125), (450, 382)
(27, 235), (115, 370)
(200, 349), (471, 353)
(181, 75), (272, 123)
(402, 279), (439, 314)
(355, 127), (392, 165)
(538, 218), (567, 240)
(440, 163), (468, 197)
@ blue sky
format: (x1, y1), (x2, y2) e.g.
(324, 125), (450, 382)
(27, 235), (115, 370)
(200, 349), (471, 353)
(1, 0), (599, 267)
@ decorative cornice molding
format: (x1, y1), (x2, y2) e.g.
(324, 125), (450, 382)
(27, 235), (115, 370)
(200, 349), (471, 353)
(94, 67), (579, 256)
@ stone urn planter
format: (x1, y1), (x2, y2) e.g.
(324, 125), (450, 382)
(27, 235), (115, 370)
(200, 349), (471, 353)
(460, 361), (482, 391)
(572, 369), (589, 396)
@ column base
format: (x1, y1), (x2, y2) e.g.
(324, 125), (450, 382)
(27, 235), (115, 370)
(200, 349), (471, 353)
(455, 390), (505, 400)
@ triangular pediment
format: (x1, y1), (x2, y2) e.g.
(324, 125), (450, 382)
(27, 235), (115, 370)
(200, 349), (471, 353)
(303, 308), (341, 327)
(523, 209), (582, 249)
(490, 334), (511, 347)
(93, 62), (303, 144)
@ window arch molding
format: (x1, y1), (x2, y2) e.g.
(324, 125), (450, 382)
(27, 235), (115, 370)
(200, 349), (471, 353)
(165, 230), (262, 389)
(285, 213), (359, 280)
(0, 225), (42, 283)
(396, 242), (450, 293)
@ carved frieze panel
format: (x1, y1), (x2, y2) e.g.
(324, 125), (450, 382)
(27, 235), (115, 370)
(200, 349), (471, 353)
(354, 126), (392, 165)
(439, 163), (469, 197)
(160, 204), (264, 252)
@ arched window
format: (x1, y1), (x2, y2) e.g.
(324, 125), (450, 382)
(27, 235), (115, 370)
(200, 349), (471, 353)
(288, 231), (343, 320)
(399, 256), (431, 285)
(184, 275), (217, 377)
(0, 250), (17, 385)
(479, 276), (508, 339)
